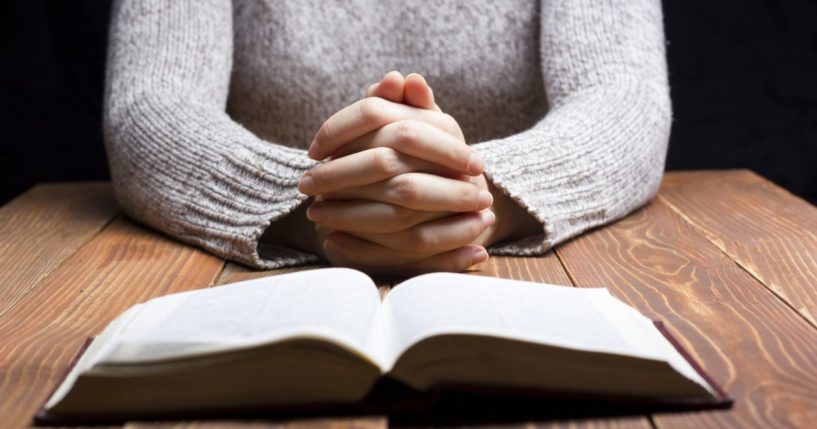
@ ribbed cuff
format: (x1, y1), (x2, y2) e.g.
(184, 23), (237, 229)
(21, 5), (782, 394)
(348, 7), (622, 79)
(471, 113), (611, 255)
(471, 85), (668, 257)
(178, 137), (321, 269)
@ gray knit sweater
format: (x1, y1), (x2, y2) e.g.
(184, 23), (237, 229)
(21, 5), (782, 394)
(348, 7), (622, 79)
(103, 0), (671, 269)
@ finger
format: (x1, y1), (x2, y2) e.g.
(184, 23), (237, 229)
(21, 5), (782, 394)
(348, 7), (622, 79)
(330, 119), (483, 175)
(323, 233), (488, 275)
(309, 98), (464, 160)
(322, 172), (494, 212)
(404, 73), (441, 111)
(399, 244), (489, 275)
(364, 83), (379, 97)
(365, 71), (405, 102)
(299, 147), (454, 196)
(353, 210), (495, 254)
(306, 200), (449, 233)
(323, 232), (427, 268)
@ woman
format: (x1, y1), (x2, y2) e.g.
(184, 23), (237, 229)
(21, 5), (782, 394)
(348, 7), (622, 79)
(104, 0), (671, 274)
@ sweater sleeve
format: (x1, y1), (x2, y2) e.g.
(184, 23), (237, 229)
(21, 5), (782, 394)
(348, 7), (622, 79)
(103, 0), (320, 269)
(472, 0), (672, 255)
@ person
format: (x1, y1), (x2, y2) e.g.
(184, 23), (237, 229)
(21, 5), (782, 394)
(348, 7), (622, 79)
(103, 0), (671, 275)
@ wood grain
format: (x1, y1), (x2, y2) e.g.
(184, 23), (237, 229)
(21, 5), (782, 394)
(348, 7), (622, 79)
(123, 416), (388, 429)
(7, 171), (814, 428)
(216, 263), (330, 285)
(471, 251), (574, 286)
(0, 182), (119, 318)
(0, 217), (224, 428)
(659, 170), (817, 327)
(214, 249), (573, 290)
(555, 198), (817, 428)
(537, 418), (653, 429)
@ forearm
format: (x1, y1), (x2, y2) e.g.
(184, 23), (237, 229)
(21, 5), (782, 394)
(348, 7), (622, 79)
(106, 0), (318, 269)
(472, 0), (671, 254)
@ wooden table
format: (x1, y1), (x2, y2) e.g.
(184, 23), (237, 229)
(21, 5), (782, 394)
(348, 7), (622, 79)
(1, 170), (816, 428)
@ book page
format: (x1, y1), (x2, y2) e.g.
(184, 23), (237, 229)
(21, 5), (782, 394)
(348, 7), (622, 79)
(381, 273), (664, 369)
(45, 304), (144, 409)
(96, 268), (384, 366)
(586, 293), (714, 393)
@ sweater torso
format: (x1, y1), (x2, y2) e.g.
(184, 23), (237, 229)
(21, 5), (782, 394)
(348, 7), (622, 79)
(103, 0), (670, 268)
(228, 0), (547, 148)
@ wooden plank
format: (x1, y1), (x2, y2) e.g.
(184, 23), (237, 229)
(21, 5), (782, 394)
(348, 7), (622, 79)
(0, 217), (224, 428)
(554, 199), (817, 428)
(537, 418), (652, 429)
(121, 415), (645, 429)
(472, 251), (574, 286)
(123, 416), (388, 429)
(0, 182), (119, 318)
(214, 251), (573, 290)
(659, 170), (817, 327)
(216, 263), (329, 285)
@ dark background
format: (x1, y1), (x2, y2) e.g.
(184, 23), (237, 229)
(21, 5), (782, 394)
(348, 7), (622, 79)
(2, 0), (815, 206)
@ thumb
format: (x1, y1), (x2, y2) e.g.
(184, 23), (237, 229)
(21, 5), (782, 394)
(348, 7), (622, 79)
(404, 73), (442, 112)
(364, 71), (405, 103)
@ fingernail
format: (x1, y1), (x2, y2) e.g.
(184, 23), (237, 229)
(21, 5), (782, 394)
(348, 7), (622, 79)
(478, 190), (493, 209)
(481, 210), (496, 226)
(472, 249), (489, 265)
(306, 204), (323, 222)
(467, 152), (485, 175)
(322, 237), (337, 253)
(299, 174), (315, 194)
(364, 83), (377, 97)
(308, 139), (319, 158)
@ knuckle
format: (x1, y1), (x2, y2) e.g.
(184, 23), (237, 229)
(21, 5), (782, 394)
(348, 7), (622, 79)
(441, 113), (461, 136)
(393, 120), (421, 146)
(371, 147), (401, 176)
(358, 97), (386, 122)
(392, 206), (418, 229)
(380, 205), (417, 232)
(390, 175), (417, 203)
(409, 228), (436, 253)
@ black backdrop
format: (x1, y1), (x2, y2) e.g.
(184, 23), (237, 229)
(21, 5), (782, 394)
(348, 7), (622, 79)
(2, 0), (815, 206)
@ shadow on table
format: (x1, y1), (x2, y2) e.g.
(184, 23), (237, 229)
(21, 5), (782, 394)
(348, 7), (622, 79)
(372, 379), (726, 427)
(35, 378), (729, 426)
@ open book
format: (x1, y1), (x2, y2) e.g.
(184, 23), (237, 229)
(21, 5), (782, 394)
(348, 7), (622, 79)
(38, 268), (731, 423)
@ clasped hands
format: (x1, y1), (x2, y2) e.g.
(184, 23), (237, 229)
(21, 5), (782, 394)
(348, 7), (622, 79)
(296, 72), (521, 274)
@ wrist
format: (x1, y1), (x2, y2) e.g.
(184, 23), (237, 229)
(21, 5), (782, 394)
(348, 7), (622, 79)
(260, 200), (327, 260)
(480, 180), (541, 247)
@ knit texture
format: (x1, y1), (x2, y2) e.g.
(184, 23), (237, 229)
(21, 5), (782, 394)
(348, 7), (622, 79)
(104, 0), (671, 269)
